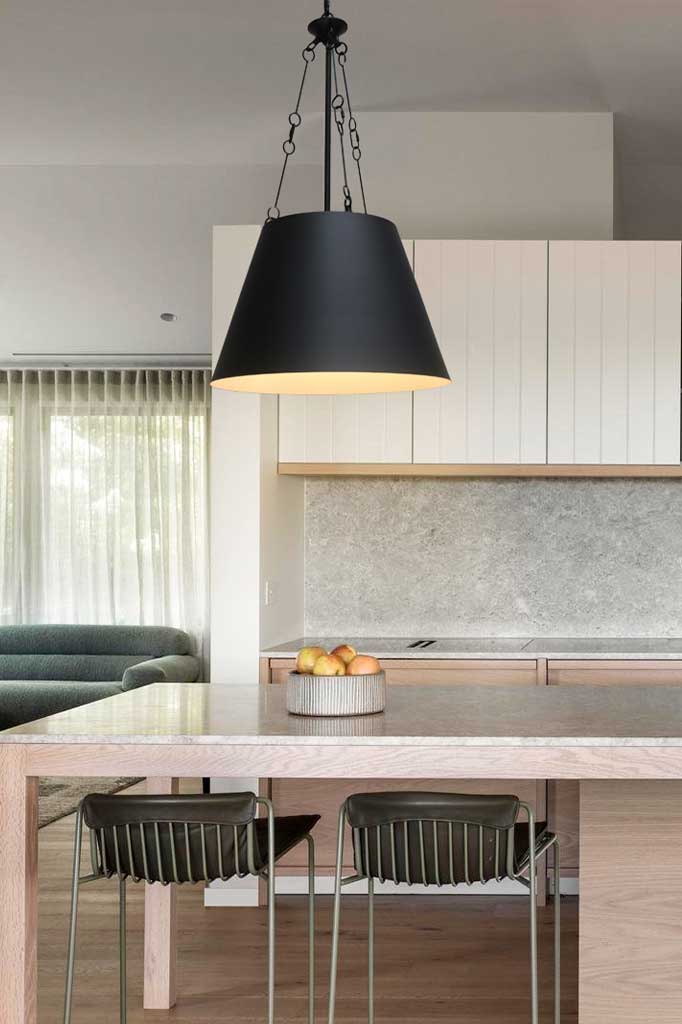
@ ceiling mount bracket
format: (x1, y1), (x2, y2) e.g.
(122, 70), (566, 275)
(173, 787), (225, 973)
(307, 14), (347, 47)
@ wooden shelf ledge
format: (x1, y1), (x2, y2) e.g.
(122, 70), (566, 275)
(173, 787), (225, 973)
(278, 463), (682, 478)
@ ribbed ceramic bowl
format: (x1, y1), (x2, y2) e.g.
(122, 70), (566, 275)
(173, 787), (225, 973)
(286, 671), (386, 717)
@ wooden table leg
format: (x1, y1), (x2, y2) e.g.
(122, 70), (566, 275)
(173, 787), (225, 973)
(580, 780), (682, 1023)
(143, 777), (179, 1009)
(0, 747), (38, 1024)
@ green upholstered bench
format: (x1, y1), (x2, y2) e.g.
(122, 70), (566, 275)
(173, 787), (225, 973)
(0, 625), (201, 730)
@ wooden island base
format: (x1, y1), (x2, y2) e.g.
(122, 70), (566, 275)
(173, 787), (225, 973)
(580, 780), (682, 1023)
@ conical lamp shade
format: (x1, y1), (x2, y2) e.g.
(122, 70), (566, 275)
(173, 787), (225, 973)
(211, 211), (450, 395)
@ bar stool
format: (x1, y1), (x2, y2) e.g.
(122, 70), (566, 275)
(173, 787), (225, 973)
(327, 791), (560, 1024)
(63, 791), (319, 1024)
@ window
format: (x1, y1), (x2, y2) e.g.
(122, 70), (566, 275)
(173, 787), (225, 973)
(0, 369), (209, 656)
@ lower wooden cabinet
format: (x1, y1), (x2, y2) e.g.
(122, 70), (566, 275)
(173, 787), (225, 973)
(261, 657), (545, 877)
(268, 657), (541, 686)
(548, 659), (682, 686)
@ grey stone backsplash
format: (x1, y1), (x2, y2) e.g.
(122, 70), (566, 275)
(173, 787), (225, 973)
(304, 478), (682, 638)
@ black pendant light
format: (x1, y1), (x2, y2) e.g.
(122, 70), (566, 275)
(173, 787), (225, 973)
(211, 3), (450, 396)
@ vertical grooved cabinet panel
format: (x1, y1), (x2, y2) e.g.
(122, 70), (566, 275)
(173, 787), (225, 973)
(413, 240), (548, 464)
(278, 241), (414, 463)
(279, 396), (333, 462)
(548, 241), (681, 464)
(655, 245), (682, 462)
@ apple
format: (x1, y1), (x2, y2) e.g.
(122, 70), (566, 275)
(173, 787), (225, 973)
(347, 654), (382, 675)
(312, 654), (346, 676)
(296, 646), (326, 674)
(330, 643), (356, 666)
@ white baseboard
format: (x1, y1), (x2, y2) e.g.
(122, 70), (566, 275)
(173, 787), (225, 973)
(204, 874), (579, 907)
(204, 887), (261, 907)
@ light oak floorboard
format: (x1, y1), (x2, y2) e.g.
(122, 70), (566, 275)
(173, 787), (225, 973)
(38, 781), (577, 1022)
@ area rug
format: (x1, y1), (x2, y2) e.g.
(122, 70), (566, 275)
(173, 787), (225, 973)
(38, 777), (141, 828)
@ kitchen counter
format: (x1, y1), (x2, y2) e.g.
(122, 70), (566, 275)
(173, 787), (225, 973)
(4, 682), (682, 1024)
(9, 681), (682, 745)
(262, 636), (682, 660)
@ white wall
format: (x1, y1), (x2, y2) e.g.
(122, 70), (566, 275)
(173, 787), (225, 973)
(0, 163), (320, 364)
(357, 112), (614, 239)
(210, 226), (305, 687)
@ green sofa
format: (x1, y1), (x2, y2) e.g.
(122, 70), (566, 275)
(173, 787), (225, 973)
(0, 625), (201, 730)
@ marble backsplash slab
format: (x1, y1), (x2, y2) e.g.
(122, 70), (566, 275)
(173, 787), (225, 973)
(304, 477), (682, 637)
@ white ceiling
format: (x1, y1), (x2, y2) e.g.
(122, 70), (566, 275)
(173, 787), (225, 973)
(2, 0), (682, 237)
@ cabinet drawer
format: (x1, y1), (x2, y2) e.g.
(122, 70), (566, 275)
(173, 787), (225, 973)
(268, 658), (540, 686)
(548, 659), (682, 686)
(382, 659), (539, 685)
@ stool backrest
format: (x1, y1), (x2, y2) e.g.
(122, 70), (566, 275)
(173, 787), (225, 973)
(81, 792), (262, 883)
(345, 791), (522, 885)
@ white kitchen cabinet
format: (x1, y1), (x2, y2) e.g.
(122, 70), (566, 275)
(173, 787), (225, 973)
(548, 241), (681, 464)
(412, 240), (548, 464)
(279, 391), (413, 463)
(278, 241), (415, 464)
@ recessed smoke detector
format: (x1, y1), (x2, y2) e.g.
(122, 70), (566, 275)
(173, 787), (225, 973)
(160, 312), (178, 322)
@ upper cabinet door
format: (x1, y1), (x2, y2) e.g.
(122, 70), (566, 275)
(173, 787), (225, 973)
(413, 240), (548, 464)
(278, 391), (413, 463)
(548, 241), (681, 465)
(278, 242), (414, 464)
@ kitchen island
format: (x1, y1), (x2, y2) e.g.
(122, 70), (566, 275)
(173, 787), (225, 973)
(261, 638), (682, 885)
(3, 682), (682, 1023)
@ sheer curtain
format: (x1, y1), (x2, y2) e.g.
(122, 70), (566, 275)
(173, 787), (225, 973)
(0, 369), (210, 659)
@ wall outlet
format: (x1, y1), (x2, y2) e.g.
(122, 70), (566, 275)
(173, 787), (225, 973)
(264, 580), (274, 606)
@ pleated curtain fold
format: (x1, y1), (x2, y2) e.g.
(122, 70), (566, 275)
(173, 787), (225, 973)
(0, 368), (210, 661)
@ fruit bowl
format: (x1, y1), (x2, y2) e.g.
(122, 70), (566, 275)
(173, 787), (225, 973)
(286, 670), (386, 717)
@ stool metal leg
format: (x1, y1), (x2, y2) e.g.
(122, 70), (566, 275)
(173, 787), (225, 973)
(526, 809), (539, 1024)
(367, 877), (375, 1024)
(306, 834), (315, 1024)
(553, 839), (561, 1024)
(119, 877), (127, 1024)
(63, 806), (84, 1024)
(264, 803), (276, 1024)
(327, 804), (346, 1024)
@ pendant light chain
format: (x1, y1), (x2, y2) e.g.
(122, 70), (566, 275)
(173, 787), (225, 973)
(335, 41), (367, 214)
(331, 49), (353, 211)
(265, 3), (367, 220)
(266, 40), (318, 222)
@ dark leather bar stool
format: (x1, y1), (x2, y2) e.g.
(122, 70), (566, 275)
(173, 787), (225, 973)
(327, 791), (560, 1024)
(63, 791), (319, 1024)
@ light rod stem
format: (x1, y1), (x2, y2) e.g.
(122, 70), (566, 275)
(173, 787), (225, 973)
(324, 43), (332, 210)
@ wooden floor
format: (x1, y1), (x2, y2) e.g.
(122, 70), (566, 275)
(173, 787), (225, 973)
(38, 783), (577, 1023)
